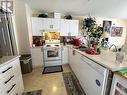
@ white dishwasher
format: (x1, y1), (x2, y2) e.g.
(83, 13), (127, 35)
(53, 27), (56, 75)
(80, 55), (107, 95)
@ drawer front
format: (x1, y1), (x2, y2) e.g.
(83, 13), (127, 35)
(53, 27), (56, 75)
(1, 73), (23, 95)
(0, 68), (18, 92)
(9, 76), (24, 95)
(0, 59), (19, 79)
(1, 80), (17, 95)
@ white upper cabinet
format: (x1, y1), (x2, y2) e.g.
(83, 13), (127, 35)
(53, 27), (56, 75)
(31, 17), (44, 36)
(31, 17), (79, 36)
(43, 18), (60, 30)
(51, 19), (60, 30)
(60, 19), (79, 36)
(60, 19), (70, 36)
(69, 20), (79, 36)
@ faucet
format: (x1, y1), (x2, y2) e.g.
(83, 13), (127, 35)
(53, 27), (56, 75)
(109, 44), (117, 52)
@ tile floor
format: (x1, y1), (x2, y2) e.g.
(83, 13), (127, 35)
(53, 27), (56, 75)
(23, 65), (71, 95)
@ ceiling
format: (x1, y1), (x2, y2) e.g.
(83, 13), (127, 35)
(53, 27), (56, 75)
(25, 0), (127, 19)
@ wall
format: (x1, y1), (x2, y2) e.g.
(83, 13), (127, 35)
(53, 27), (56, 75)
(73, 16), (127, 48)
(25, 4), (33, 48)
(122, 20), (127, 53)
(14, 0), (32, 54)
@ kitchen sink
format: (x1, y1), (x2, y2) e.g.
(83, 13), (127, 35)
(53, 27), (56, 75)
(73, 46), (89, 51)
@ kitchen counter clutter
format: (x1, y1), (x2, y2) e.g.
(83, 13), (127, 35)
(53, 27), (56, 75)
(0, 56), (24, 95)
(68, 45), (127, 71)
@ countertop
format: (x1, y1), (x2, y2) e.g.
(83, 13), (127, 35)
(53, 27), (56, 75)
(68, 45), (127, 72)
(0, 56), (20, 68)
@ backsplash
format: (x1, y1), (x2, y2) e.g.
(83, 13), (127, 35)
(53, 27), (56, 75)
(33, 36), (44, 46)
(33, 36), (76, 46)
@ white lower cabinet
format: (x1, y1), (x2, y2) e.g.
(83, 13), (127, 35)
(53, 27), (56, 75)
(79, 56), (105, 95)
(30, 47), (44, 68)
(62, 46), (69, 65)
(69, 47), (107, 95)
(0, 57), (24, 95)
(110, 74), (127, 95)
(69, 48), (81, 78)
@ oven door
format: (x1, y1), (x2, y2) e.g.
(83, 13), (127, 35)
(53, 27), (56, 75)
(44, 47), (62, 61)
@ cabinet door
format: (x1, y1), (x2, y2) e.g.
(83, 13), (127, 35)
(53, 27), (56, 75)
(69, 20), (79, 36)
(43, 18), (52, 30)
(60, 19), (70, 36)
(51, 19), (60, 30)
(31, 17), (43, 36)
(72, 50), (81, 78)
(30, 48), (44, 68)
(110, 74), (127, 95)
(68, 48), (81, 77)
(43, 18), (60, 30)
(68, 48), (73, 66)
(62, 47), (69, 65)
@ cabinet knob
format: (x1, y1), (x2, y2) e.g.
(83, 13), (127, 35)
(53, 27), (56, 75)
(50, 25), (53, 28)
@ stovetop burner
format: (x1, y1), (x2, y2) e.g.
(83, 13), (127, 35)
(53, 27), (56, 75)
(46, 45), (51, 47)
(55, 45), (59, 47)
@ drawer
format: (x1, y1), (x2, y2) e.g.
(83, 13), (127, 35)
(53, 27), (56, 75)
(1, 79), (17, 95)
(0, 59), (19, 79)
(9, 76), (24, 95)
(0, 68), (18, 92)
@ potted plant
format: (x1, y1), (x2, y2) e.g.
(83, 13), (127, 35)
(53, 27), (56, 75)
(82, 17), (103, 49)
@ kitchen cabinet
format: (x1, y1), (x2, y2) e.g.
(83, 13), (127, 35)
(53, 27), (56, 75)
(60, 19), (70, 36)
(31, 17), (79, 36)
(62, 46), (69, 65)
(60, 19), (79, 36)
(79, 56), (107, 95)
(31, 17), (44, 36)
(110, 74), (127, 95)
(31, 17), (60, 36)
(43, 18), (60, 30)
(30, 47), (44, 68)
(69, 20), (79, 36)
(68, 47), (110, 95)
(68, 48), (81, 78)
(0, 57), (24, 95)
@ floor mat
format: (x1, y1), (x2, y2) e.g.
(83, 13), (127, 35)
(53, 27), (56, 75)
(42, 65), (63, 74)
(22, 89), (42, 95)
(63, 72), (86, 95)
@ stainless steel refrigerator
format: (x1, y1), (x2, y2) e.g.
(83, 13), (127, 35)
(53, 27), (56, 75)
(0, 13), (17, 56)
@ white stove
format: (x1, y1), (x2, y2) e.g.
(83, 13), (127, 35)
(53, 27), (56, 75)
(43, 44), (61, 48)
(43, 44), (62, 67)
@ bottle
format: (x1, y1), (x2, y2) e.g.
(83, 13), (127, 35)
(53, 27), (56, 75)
(63, 37), (67, 45)
(116, 48), (125, 64)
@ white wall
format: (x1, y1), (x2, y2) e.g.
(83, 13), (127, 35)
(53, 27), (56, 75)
(25, 4), (33, 48)
(14, 0), (32, 54)
(73, 16), (127, 48)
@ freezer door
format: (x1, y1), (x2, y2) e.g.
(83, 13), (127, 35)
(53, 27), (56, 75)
(0, 15), (13, 56)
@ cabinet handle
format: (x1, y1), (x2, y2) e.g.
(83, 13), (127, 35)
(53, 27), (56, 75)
(7, 84), (16, 94)
(4, 75), (14, 84)
(50, 25), (53, 28)
(72, 50), (76, 55)
(2, 66), (13, 73)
